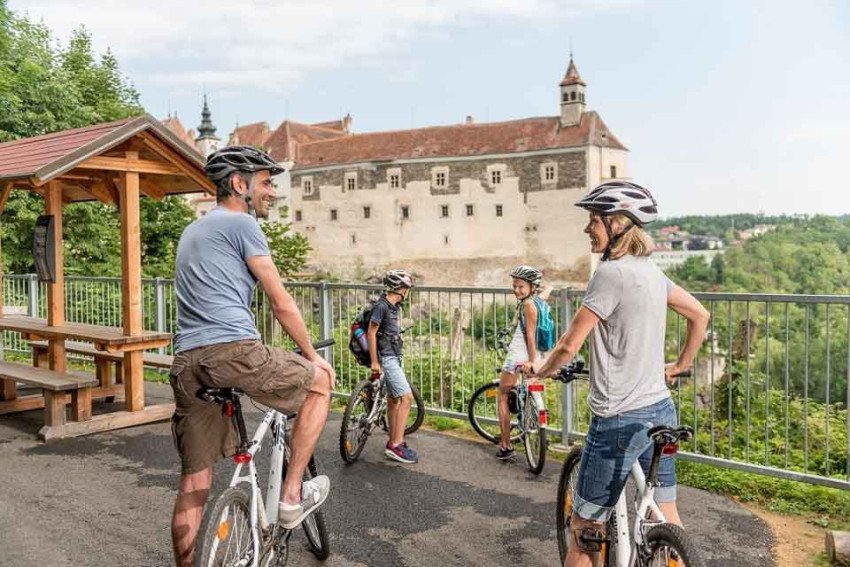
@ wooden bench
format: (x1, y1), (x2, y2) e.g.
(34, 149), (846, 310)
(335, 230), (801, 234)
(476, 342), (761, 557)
(30, 341), (174, 393)
(0, 361), (98, 425)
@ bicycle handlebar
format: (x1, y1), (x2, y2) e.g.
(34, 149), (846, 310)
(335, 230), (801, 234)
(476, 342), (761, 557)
(550, 360), (693, 384)
(292, 338), (335, 356)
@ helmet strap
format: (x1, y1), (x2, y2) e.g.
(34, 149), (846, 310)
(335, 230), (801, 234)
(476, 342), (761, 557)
(231, 172), (257, 218)
(601, 217), (634, 261)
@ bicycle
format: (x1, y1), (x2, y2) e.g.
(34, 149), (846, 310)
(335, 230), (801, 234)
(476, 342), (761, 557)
(194, 339), (335, 567)
(339, 370), (425, 464)
(467, 363), (550, 475)
(553, 360), (701, 567)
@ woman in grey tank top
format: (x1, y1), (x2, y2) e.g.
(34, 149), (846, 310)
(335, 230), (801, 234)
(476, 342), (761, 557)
(530, 182), (710, 567)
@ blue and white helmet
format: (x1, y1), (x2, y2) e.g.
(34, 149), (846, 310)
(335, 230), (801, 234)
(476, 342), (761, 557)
(575, 181), (658, 226)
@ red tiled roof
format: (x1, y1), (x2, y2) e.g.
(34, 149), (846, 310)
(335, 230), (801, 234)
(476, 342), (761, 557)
(228, 121), (272, 148)
(265, 120), (350, 162)
(310, 118), (349, 132)
(292, 112), (625, 169)
(0, 118), (134, 180)
(161, 116), (200, 153)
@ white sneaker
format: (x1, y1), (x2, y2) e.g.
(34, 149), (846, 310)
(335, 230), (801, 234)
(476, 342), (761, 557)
(278, 475), (330, 529)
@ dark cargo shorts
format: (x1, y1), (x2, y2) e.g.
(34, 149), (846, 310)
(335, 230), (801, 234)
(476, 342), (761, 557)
(169, 339), (315, 473)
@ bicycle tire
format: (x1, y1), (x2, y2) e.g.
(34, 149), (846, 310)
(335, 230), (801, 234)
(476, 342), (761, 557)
(195, 487), (255, 567)
(523, 394), (547, 475)
(300, 457), (330, 560)
(467, 381), (522, 444)
(339, 379), (373, 464)
(377, 383), (425, 436)
(643, 523), (701, 567)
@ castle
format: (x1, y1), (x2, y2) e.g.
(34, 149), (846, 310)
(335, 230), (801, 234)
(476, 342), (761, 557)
(164, 57), (629, 285)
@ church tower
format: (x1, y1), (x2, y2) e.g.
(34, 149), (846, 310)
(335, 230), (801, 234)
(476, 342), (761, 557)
(559, 55), (586, 128)
(195, 94), (221, 156)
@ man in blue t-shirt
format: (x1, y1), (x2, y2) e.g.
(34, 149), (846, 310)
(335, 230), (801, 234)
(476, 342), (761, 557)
(368, 269), (418, 464)
(169, 146), (336, 567)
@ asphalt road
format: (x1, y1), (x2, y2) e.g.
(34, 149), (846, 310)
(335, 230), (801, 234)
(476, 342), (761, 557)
(0, 382), (775, 566)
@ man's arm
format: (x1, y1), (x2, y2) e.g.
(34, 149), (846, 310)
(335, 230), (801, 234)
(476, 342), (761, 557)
(531, 306), (600, 377)
(246, 255), (335, 385)
(665, 285), (710, 382)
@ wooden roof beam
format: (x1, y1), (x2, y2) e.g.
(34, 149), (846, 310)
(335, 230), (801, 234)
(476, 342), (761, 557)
(77, 155), (182, 176)
(0, 183), (12, 215)
(137, 131), (214, 192)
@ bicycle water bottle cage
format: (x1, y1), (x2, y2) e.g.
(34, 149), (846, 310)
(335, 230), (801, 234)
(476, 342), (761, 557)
(507, 389), (519, 414)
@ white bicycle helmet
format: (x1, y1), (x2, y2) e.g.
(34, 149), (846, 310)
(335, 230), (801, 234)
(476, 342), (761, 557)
(574, 181), (658, 226)
(383, 269), (414, 291)
(509, 265), (542, 288)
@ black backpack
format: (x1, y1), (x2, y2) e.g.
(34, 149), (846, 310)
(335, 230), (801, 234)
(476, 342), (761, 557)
(348, 298), (378, 367)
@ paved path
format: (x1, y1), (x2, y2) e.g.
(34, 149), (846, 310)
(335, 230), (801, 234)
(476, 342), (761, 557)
(0, 382), (775, 566)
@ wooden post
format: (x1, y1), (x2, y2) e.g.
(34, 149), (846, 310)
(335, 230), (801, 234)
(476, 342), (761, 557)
(71, 387), (92, 421)
(826, 530), (850, 565)
(45, 181), (66, 373)
(1, 184), (15, 401)
(119, 159), (144, 412)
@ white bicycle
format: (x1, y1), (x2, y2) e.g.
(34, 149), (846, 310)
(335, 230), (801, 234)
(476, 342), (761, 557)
(194, 340), (333, 567)
(555, 362), (701, 566)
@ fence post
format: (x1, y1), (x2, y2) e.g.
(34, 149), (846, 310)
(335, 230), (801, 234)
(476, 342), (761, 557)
(556, 287), (574, 449)
(155, 278), (166, 355)
(318, 282), (334, 364)
(28, 274), (39, 317)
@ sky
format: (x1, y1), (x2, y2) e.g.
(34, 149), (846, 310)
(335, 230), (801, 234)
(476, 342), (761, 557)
(9, 0), (850, 217)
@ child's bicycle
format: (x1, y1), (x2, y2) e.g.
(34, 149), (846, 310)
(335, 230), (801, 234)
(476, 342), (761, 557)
(339, 370), (425, 463)
(467, 362), (551, 475)
(553, 360), (701, 566)
(194, 339), (334, 567)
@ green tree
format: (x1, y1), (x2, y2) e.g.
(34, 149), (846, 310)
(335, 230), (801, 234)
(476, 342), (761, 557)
(260, 220), (311, 277)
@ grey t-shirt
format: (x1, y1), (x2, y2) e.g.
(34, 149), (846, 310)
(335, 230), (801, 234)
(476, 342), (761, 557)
(581, 255), (674, 417)
(369, 295), (402, 357)
(173, 207), (270, 353)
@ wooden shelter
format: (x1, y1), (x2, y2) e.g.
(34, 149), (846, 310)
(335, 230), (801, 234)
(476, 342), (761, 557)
(0, 114), (214, 440)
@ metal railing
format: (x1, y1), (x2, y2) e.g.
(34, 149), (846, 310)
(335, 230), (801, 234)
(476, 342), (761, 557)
(1, 274), (848, 489)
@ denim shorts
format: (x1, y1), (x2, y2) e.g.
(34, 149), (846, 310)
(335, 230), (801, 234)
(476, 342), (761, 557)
(381, 355), (412, 398)
(573, 397), (678, 522)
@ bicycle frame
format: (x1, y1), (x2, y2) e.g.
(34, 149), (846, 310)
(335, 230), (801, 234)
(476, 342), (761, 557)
(609, 460), (666, 567)
(225, 408), (289, 567)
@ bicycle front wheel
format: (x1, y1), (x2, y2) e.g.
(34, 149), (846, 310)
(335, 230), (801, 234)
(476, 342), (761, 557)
(467, 381), (521, 444)
(339, 379), (373, 463)
(522, 394), (547, 474)
(195, 487), (255, 567)
(643, 523), (700, 567)
(301, 457), (330, 560)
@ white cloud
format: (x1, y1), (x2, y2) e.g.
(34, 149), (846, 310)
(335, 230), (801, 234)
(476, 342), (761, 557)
(10, 0), (640, 91)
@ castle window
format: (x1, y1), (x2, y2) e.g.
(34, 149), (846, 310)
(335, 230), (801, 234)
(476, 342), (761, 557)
(295, 210), (302, 222)
(466, 204), (474, 216)
(443, 235), (450, 246)
(570, 91), (576, 101)
(562, 92), (568, 103)
(432, 166), (449, 188)
(440, 204), (449, 218)
(495, 204), (503, 217)
(345, 171), (357, 191)
(491, 170), (502, 185)
(363, 206), (371, 219)
(400, 205), (410, 220)
(487, 164), (505, 187)
(610, 165), (617, 179)
(330, 209), (338, 221)
(350, 233), (357, 246)
(388, 168), (402, 189)
(302, 177), (313, 196)
(541, 162), (557, 184)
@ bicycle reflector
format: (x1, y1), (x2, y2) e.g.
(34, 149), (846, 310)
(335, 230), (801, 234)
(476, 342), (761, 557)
(528, 383), (545, 392)
(661, 443), (678, 456)
(223, 400), (235, 417)
(538, 409), (548, 427)
(233, 452), (252, 464)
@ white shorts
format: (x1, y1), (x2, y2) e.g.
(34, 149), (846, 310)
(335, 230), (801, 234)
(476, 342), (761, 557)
(501, 325), (544, 373)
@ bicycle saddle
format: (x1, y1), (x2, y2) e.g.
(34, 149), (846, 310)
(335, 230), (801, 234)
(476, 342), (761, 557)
(648, 424), (694, 443)
(196, 386), (244, 403)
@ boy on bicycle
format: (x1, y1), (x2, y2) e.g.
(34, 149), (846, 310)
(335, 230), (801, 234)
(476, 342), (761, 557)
(368, 270), (418, 464)
(496, 265), (553, 460)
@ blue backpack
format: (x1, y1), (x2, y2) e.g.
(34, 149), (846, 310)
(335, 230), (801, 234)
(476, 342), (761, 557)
(519, 296), (556, 352)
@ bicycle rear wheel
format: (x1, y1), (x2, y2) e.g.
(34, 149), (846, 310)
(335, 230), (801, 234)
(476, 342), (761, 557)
(556, 446), (582, 563)
(195, 487), (255, 567)
(467, 381), (521, 444)
(378, 383), (425, 435)
(643, 523), (700, 567)
(339, 379), (373, 463)
(522, 394), (547, 474)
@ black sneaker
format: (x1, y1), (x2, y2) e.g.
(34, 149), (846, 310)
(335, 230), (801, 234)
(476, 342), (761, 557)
(496, 446), (516, 460)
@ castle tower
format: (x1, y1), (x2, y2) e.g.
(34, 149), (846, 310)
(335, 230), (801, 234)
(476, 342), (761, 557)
(559, 55), (586, 128)
(195, 94), (221, 156)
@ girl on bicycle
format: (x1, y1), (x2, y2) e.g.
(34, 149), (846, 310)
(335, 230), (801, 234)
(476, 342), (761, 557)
(495, 265), (553, 460)
(529, 181), (709, 567)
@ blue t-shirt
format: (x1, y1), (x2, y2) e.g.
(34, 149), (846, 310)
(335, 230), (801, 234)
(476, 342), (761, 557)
(173, 207), (271, 353)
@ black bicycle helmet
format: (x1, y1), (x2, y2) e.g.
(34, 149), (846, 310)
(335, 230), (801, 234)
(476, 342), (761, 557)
(510, 265), (542, 288)
(383, 269), (414, 291)
(205, 145), (285, 183)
